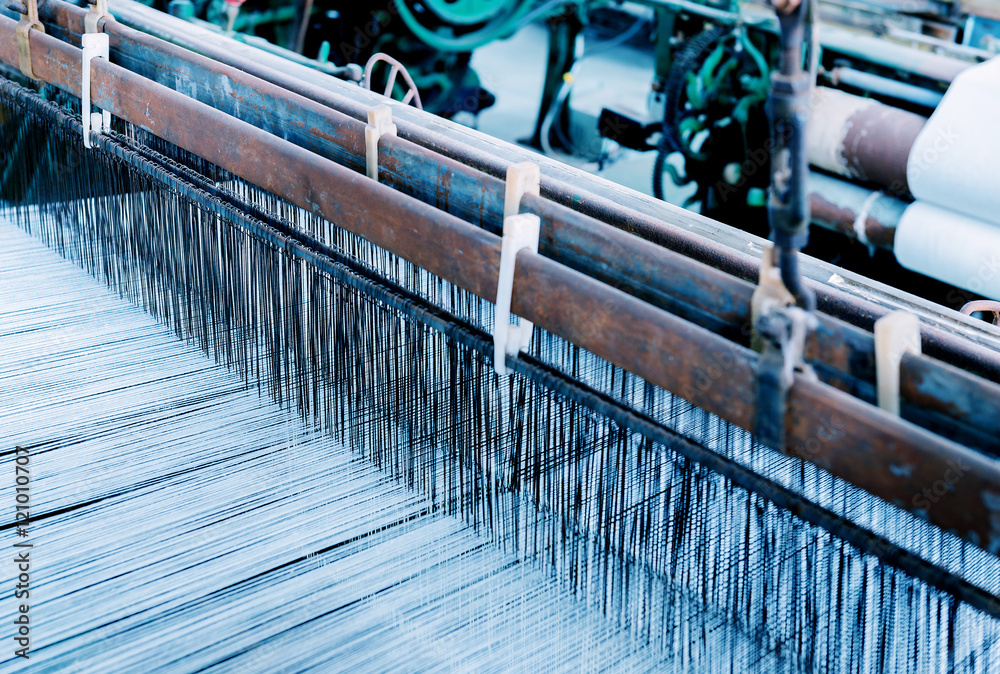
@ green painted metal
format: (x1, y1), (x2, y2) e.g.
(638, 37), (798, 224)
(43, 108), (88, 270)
(423, 0), (517, 26)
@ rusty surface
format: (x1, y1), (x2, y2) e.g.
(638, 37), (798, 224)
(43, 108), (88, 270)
(899, 353), (1000, 455)
(809, 192), (898, 249)
(3, 16), (1000, 553)
(788, 378), (1000, 553)
(841, 102), (926, 194)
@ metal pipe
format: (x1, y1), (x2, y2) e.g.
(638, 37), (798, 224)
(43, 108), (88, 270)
(829, 67), (945, 109)
(886, 26), (995, 62)
(807, 86), (926, 194)
(637, 0), (741, 25)
(182, 16), (345, 76)
(2, 16), (1000, 553)
(809, 171), (904, 250)
(819, 23), (972, 83)
(28, 0), (1000, 457)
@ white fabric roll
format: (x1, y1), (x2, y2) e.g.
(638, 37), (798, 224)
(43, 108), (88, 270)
(907, 57), (1000, 226)
(895, 201), (1000, 300)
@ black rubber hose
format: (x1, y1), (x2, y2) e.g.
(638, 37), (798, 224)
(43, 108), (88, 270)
(653, 26), (729, 201)
(779, 246), (816, 312)
(652, 136), (669, 200)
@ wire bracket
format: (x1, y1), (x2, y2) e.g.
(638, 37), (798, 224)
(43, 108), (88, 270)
(84, 0), (113, 34)
(753, 245), (816, 451)
(750, 245), (796, 352)
(13, 0), (45, 80)
(82, 32), (112, 149)
(493, 213), (540, 376)
(365, 105), (396, 181)
(363, 53), (423, 110)
(874, 311), (921, 416)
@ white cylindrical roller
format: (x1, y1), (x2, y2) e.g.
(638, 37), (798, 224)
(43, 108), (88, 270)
(907, 56), (1000, 226)
(895, 201), (1000, 301)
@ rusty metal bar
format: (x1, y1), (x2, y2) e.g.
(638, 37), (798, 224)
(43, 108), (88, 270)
(2, 16), (1000, 554)
(27, 0), (1000, 459)
(809, 172), (904, 251)
(807, 87), (926, 194)
(60, 0), (1000, 383)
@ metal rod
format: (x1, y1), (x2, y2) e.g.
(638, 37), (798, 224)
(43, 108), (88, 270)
(829, 66), (945, 108)
(809, 171), (903, 250)
(2, 16), (1000, 554)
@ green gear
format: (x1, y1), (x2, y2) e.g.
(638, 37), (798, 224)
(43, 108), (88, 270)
(423, 0), (517, 26)
(394, 0), (534, 52)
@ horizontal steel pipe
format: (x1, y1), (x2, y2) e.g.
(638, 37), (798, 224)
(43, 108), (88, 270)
(809, 172), (904, 251)
(829, 66), (944, 109)
(2, 18), (1000, 553)
(807, 87), (926, 194)
(29, 0), (1000, 458)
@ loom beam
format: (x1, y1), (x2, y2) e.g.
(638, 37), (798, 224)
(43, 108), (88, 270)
(24, 0), (1000, 386)
(13, 0), (1000, 458)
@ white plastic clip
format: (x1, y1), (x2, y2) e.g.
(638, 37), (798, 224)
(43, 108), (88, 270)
(492, 161), (543, 374)
(82, 33), (112, 149)
(874, 310), (921, 416)
(504, 161), (540, 219)
(84, 0), (112, 35)
(494, 213), (541, 375)
(365, 105), (396, 181)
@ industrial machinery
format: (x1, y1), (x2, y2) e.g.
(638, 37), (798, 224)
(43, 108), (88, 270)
(1, 0), (999, 671)
(108, 0), (1000, 312)
(541, 0), (1000, 311)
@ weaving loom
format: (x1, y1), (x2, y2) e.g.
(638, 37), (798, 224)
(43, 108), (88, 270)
(1, 0), (1000, 671)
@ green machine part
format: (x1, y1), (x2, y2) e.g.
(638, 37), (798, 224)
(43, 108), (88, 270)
(422, 0), (520, 26)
